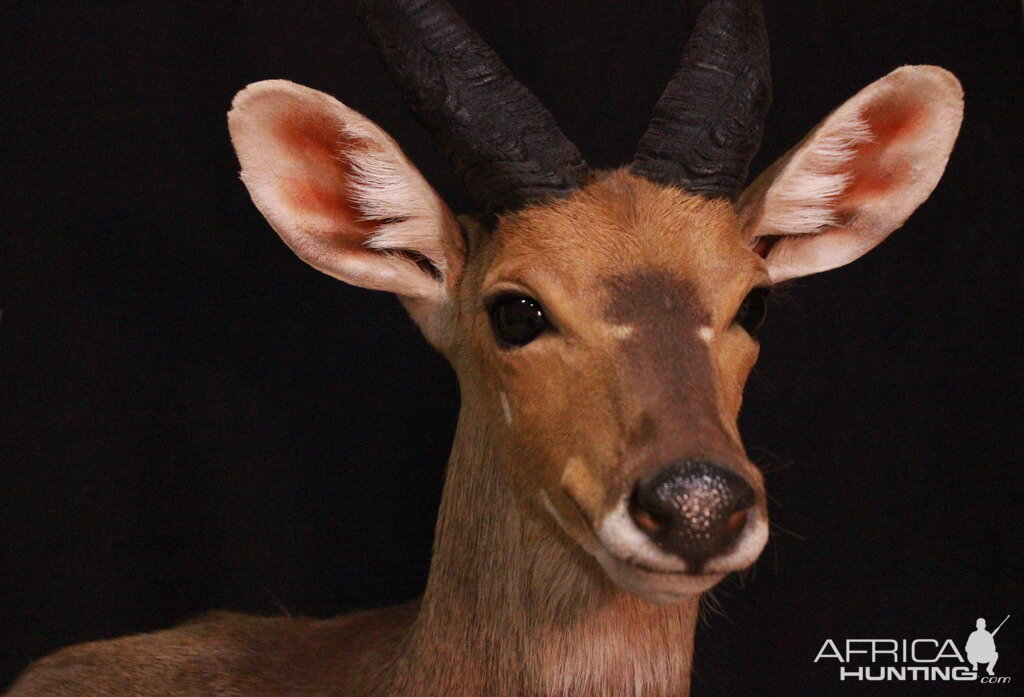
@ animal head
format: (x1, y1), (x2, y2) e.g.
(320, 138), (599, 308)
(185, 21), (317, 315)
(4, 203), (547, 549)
(228, 0), (962, 603)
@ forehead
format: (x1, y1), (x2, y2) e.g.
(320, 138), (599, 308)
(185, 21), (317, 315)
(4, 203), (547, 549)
(483, 169), (760, 304)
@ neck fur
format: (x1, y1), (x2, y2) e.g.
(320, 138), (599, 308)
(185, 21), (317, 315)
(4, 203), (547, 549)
(393, 407), (699, 697)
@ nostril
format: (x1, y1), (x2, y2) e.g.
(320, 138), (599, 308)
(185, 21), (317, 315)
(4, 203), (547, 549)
(631, 459), (756, 565)
(726, 508), (748, 535)
(629, 489), (667, 534)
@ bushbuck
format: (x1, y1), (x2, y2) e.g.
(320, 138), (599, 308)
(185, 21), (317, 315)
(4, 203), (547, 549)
(7, 0), (963, 695)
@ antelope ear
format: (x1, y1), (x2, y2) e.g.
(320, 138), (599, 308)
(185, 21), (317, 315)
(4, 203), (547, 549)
(228, 80), (463, 342)
(737, 66), (963, 282)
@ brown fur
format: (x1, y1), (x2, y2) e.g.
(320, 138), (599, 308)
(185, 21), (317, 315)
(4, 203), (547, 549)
(8, 59), (964, 696)
(455, 172), (767, 533)
(8, 172), (761, 697)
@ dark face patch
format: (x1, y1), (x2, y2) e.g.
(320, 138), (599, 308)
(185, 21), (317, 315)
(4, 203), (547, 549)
(604, 270), (734, 468)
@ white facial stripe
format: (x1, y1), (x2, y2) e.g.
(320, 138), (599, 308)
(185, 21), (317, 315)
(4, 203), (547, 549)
(499, 391), (513, 425)
(538, 490), (603, 559)
(697, 325), (714, 343)
(539, 490), (566, 528)
(606, 323), (636, 339)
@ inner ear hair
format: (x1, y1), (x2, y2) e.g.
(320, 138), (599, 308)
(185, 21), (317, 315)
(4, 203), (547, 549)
(229, 80), (464, 300)
(751, 109), (875, 239)
(737, 66), (963, 281)
(337, 127), (453, 277)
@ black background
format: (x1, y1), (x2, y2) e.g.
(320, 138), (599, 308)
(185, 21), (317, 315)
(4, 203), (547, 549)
(2, 1), (1022, 694)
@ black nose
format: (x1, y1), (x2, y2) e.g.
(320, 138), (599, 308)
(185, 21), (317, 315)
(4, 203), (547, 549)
(630, 459), (755, 566)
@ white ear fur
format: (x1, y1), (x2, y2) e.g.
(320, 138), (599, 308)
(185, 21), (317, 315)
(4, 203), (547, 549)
(738, 66), (964, 282)
(227, 79), (463, 310)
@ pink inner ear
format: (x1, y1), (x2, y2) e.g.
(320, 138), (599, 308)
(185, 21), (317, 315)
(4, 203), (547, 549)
(273, 112), (377, 251)
(839, 95), (927, 210)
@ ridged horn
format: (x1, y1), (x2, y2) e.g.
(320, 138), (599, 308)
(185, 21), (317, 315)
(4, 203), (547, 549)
(631, 0), (771, 200)
(358, 0), (589, 221)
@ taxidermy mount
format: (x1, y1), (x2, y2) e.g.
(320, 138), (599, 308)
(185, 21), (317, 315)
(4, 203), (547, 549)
(7, 1), (962, 695)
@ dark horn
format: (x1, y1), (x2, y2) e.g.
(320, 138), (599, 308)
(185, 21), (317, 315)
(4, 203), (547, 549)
(358, 0), (589, 221)
(631, 0), (771, 200)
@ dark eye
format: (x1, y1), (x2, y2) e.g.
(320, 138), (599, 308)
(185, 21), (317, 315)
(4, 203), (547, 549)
(734, 286), (771, 335)
(489, 295), (548, 348)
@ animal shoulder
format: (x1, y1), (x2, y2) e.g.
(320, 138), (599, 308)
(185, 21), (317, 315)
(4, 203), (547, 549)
(6, 605), (415, 697)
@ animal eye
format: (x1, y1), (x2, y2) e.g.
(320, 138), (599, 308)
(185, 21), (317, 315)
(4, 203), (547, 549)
(734, 286), (771, 336)
(489, 295), (548, 348)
